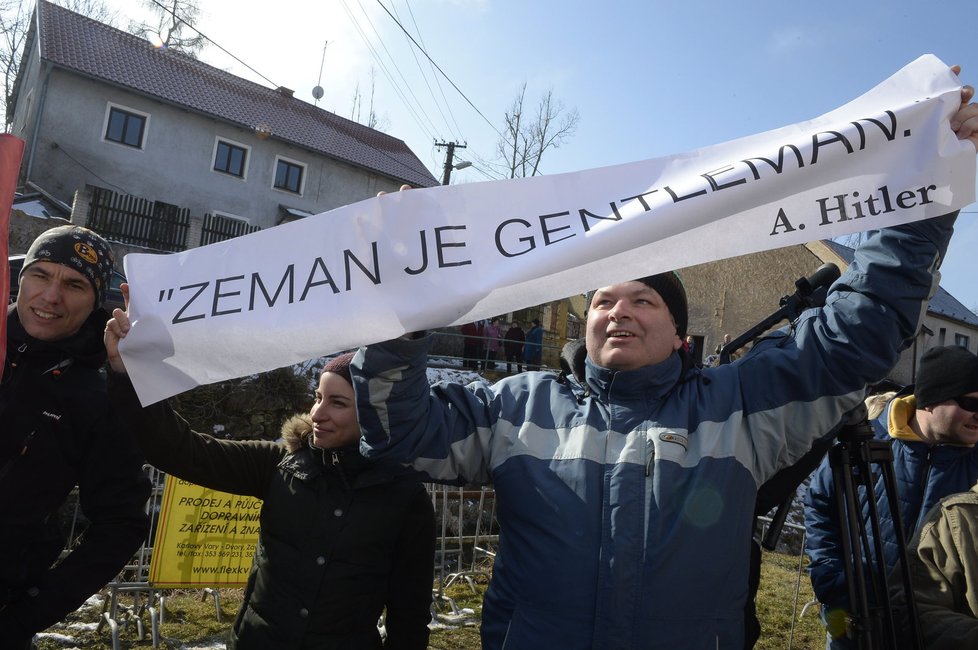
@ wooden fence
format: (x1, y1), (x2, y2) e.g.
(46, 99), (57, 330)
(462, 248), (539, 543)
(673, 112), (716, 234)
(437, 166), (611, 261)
(86, 187), (190, 252)
(85, 188), (263, 251)
(200, 213), (261, 246)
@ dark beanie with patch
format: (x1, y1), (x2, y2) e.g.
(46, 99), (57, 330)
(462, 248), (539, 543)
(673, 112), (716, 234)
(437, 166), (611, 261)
(21, 225), (114, 309)
(322, 352), (355, 386)
(914, 346), (978, 407)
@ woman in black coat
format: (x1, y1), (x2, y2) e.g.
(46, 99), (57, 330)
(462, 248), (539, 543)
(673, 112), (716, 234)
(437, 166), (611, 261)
(104, 309), (435, 650)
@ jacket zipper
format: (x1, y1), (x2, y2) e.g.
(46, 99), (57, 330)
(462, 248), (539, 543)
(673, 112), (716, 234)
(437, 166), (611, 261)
(911, 447), (935, 534)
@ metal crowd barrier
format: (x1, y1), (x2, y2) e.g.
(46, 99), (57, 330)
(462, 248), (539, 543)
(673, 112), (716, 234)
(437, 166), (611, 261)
(52, 433), (815, 647)
(95, 464), (166, 649)
(428, 484), (498, 620)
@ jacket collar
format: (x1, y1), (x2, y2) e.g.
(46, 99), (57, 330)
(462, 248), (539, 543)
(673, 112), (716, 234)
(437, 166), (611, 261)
(584, 352), (683, 402)
(6, 303), (109, 370)
(887, 394), (922, 442)
(279, 444), (408, 489)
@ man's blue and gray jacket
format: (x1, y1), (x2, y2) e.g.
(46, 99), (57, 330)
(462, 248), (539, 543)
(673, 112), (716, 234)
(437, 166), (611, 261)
(352, 214), (956, 650)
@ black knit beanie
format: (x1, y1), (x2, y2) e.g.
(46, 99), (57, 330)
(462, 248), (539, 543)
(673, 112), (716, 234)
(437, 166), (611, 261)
(21, 225), (114, 309)
(322, 352), (355, 385)
(635, 272), (688, 339)
(586, 272), (688, 338)
(914, 346), (978, 407)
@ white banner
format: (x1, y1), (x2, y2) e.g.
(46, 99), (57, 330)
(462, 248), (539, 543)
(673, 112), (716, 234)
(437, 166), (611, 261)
(121, 55), (975, 405)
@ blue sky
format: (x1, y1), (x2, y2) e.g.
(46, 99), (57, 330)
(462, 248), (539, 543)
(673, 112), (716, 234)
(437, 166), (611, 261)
(107, 0), (978, 311)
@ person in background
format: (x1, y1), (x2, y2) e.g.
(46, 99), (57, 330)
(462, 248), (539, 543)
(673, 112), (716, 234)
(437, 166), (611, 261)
(504, 321), (525, 373)
(348, 80), (978, 649)
(523, 318), (544, 370)
(484, 317), (504, 370)
(1, 226), (150, 649)
(104, 301), (435, 650)
(461, 321), (481, 370)
(805, 345), (978, 649)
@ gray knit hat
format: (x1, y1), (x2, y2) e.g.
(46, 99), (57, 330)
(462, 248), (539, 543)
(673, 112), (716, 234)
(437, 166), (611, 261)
(915, 346), (978, 407)
(21, 225), (114, 309)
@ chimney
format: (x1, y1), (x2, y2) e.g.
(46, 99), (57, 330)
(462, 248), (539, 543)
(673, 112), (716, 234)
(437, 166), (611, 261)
(276, 86), (294, 98)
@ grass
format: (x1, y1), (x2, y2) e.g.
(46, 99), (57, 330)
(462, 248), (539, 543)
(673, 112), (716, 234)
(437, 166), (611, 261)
(755, 551), (824, 650)
(36, 551), (825, 649)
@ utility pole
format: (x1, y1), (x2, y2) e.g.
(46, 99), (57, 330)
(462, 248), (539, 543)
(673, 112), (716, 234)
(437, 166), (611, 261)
(436, 141), (467, 185)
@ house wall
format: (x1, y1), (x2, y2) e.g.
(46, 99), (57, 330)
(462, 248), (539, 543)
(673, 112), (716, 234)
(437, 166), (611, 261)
(680, 245), (827, 360)
(19, 68), (406, 233)
(8, 39), (44, 145)
(897, 314), (978, 385)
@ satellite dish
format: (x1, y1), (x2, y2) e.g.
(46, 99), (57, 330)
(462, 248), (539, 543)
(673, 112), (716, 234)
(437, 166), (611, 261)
(312, 86), (324, 100)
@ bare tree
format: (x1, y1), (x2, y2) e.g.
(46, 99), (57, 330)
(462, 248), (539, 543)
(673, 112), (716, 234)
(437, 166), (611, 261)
(349, 67), (388, 132)
(495, 83), (580, 178)
(128, 0), (204, 57)
(1, 0), (114, 131)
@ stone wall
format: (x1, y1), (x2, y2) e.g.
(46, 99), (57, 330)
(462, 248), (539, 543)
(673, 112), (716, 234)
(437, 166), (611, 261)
(8, 209), (72, 254)
(679, 245), (825, 360)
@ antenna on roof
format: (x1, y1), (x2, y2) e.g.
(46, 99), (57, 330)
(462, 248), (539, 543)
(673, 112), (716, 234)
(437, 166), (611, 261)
(312, 41), (328, 106)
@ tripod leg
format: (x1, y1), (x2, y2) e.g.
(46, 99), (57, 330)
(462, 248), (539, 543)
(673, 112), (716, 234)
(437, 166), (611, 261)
(858, 455), (896, 649)
(829, 445), (874, 650)
(875, 453), (925, 650)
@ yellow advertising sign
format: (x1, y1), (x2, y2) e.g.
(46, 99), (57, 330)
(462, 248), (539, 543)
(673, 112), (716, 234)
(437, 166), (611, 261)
(149, 475), (262, 587)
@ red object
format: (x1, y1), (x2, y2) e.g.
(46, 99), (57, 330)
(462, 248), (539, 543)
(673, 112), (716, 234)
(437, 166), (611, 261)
(0, 135), (26, 371)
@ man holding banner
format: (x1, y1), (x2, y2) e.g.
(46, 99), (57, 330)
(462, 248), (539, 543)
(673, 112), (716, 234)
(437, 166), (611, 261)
(349, 80), (978, 648)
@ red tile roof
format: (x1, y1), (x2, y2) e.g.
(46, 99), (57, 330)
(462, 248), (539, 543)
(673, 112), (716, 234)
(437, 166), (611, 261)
(35, 0), (438, 188)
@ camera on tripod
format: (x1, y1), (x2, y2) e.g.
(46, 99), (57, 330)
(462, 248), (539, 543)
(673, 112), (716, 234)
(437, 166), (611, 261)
(722, 263), (922, 650)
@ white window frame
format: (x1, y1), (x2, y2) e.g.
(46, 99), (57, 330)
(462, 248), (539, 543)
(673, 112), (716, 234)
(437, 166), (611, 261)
(211, 137), (251, 180)
(102, 102), (151, 150)
(272, 155), (307, 196)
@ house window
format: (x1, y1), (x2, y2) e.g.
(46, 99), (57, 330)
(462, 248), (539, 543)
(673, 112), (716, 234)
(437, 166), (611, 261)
(955, 333), (970, 349)
(274, 158), (304, 194)
(214, 140), (248, 177)
(105, 106), (146, 148)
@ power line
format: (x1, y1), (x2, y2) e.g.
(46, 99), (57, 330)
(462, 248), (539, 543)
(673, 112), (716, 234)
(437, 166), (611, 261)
(338, 0), (436, 142)
(351, 0), (441, 137)
(373, 0), (502, 140)
(390, 0), (461, 142)
(399, 0), (464, 140)
(144, 0), (279, 89)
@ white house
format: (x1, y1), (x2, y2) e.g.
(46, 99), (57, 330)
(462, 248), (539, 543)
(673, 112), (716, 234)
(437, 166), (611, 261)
(8, 1), (437, 249)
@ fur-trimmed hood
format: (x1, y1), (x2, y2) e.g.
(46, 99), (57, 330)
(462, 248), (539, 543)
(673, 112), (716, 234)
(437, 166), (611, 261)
(280, 414), (313, 453)
(278, 412), (392, 488)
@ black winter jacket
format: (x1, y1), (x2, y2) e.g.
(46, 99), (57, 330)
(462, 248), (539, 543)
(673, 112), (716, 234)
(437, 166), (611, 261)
(0, 305), (151, 642)
(109, 373), (435, 650)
